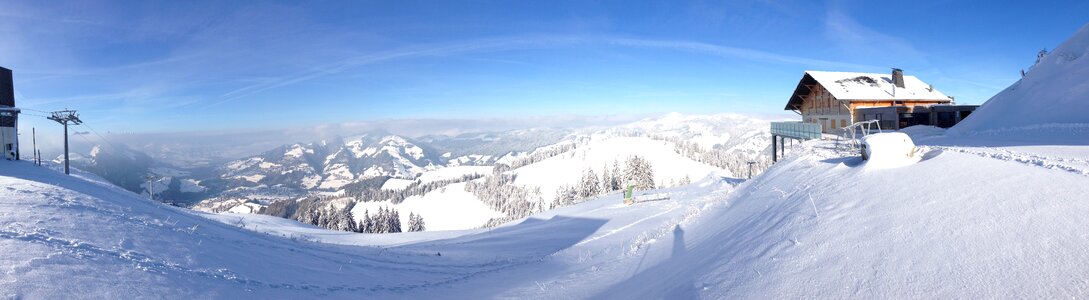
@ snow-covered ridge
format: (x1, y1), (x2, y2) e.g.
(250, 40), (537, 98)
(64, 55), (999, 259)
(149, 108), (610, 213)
(950, 23), (1089, 137)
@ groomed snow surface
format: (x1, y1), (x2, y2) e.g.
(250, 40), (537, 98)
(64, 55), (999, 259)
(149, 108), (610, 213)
(0, 159), (741, 298)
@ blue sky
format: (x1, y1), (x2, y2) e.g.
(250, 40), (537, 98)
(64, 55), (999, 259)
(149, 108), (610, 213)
(2, 0), (1087, 135)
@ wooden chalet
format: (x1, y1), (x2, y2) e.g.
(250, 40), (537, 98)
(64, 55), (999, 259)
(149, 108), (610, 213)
(783, 69), (975, 133)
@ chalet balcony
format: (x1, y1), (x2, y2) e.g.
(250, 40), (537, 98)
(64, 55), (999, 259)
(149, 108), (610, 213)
(770, 121), (822, 140)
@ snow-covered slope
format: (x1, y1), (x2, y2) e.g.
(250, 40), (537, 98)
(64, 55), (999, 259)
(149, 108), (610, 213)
(587, 136), (1089, 298)
(352, 182), (506, 231)
(0, 159), (739, 298)
(950, 23), (1089, 137)
(617, 112), (772, 158)
(513, 136), (723, 201)
(0, 161), (464, 298)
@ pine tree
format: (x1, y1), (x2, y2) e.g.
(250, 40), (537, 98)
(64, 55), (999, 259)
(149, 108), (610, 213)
(388, 208), (402, 233)
(374, 207), (388, 233)
(577, 168), (601, 199)
(624, 155), (655, 190)
(408, 212), (426, 232)
(554, 185), (576, 206)
(601, 164), (612, 193)
(339, 207), (357, 232)
(359, 210), (372, 233)
(609, 160), (622, 191)
(315, 207), (328, 227)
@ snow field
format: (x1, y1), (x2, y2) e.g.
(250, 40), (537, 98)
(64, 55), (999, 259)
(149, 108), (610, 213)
(352, 182), (506, 231)
(513, 136), (725, 201)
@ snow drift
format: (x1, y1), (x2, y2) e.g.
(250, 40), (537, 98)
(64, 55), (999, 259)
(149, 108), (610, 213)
(861, 132), (919, 168)
(598, 138), (1089, 298)
(950, 23), (1089, 137)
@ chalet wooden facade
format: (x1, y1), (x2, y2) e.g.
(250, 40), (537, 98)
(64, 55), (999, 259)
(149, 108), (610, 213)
(783, 69), (973, 133)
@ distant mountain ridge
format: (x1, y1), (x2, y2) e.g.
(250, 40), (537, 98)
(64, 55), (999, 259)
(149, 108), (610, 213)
(219, 133), (447, 191)
(67, 114), (775, 223)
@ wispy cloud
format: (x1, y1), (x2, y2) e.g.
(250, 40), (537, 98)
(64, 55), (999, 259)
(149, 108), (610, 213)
(601, 37), (879, 70)
(822, 8), (927, 66)
(213, 35), (874, 105)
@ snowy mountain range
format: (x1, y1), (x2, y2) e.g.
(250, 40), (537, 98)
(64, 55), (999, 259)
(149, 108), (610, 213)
(188, 113), (775, 230)
(38, 113), (772, 230)
(219, 133), (445, 191)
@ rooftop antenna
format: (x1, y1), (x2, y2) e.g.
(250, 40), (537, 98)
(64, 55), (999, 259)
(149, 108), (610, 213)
(47, 109), (81, 175)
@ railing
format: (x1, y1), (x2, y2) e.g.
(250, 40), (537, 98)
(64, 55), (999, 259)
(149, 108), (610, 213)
(770, 121), (822, 140)
(837, 120), (883, 151)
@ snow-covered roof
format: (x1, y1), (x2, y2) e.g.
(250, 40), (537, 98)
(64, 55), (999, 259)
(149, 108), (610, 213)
(785, 70), (952, 110)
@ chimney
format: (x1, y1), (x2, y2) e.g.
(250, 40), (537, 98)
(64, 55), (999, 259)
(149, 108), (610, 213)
(0, 66), (13, 107)
(891, 68), (905, 89)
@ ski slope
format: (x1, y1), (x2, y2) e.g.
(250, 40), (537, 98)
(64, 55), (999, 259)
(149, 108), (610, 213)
(0, 159), (740, 298)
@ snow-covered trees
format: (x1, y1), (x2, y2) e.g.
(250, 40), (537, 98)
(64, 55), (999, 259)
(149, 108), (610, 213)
(577, 168), (602, 199)
(506, 143), (577, 169)
(342, 174), (483, 204)
(466, 171), (547, 228)
(551, 155), (659, 209)
(553, 184), (577, 206)
(606, 160), (622, 192)
(259, 197), (362, 233)
(357, 206), (402, 233)
(623, 155), (655, 190)
(407, 212), (426, 232)
(330, 205), (357, 232)
(259, 197), (415, 234)
(651, 134), (769, 179)
(359, 210), (374, 233)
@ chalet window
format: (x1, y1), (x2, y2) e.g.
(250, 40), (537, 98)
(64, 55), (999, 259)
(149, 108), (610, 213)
(0, 114), (13, 127)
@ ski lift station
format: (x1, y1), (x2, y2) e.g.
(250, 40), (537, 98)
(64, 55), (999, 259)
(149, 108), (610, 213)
(0, 66), (19, 160)
(770, 69), (978, 161)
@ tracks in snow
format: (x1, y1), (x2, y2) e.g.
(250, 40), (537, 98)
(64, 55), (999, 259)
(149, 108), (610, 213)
(925, 146), (1089, 177)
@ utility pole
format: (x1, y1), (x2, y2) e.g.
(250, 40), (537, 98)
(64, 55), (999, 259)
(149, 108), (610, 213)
(47, 110), (81, 175)
(145, 175), (156, 201)
(32, 127), (37, 166)
(747, 161), (756, 179)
